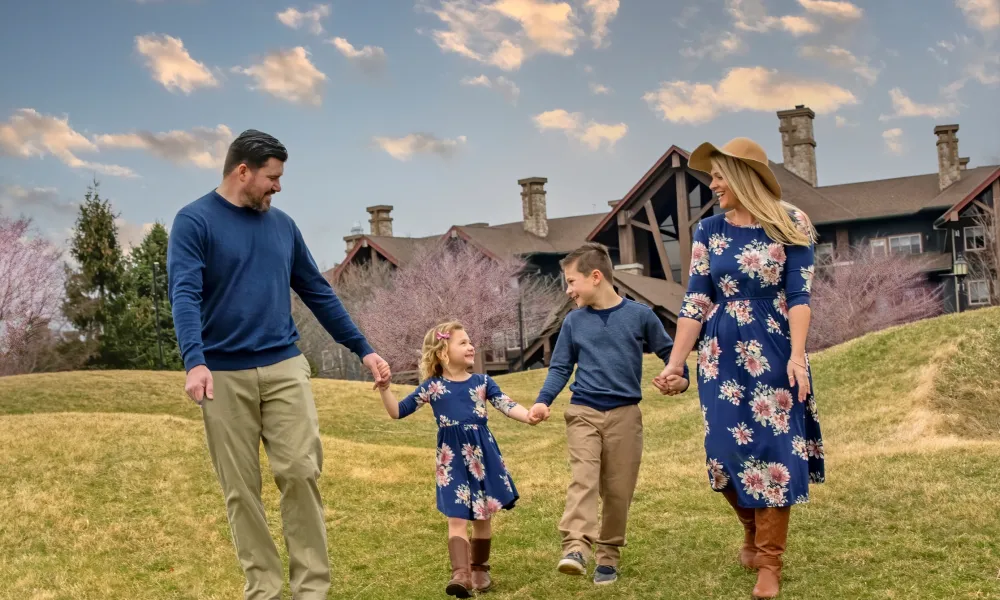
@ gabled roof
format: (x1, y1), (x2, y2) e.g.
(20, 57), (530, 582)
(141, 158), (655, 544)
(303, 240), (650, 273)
(934, 166), (1000, 226)
(455, 213), (606, 259)
(813, 165), (999, 224)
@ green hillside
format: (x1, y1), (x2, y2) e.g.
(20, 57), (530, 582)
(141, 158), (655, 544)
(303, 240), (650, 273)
(1, 308), (999, 599)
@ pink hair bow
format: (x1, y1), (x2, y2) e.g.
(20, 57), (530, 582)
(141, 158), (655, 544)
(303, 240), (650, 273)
(435, 331), (451, 340)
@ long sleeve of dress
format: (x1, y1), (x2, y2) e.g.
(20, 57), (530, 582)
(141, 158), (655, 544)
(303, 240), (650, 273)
(679, 222), (717, 323)
(783, 215), (815, 310)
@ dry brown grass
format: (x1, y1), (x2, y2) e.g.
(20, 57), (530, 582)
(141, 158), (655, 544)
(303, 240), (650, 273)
(1, 308), (1000, 598)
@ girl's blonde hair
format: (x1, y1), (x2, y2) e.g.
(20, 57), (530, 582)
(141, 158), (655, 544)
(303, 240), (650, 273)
(711, 154), (817, 246)
(419, 321), (465, 381)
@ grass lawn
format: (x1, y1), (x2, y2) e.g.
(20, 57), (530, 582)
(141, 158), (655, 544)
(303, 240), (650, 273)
(1, 308), (1000, 599)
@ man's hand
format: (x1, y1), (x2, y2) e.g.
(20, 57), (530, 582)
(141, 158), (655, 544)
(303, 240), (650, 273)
(185, 365), (214, 406)
(363, 353), (392, 390)
(528, 403), (550, 423)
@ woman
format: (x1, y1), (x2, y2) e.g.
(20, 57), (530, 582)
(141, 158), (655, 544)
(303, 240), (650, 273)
(655, 138), (825, 599)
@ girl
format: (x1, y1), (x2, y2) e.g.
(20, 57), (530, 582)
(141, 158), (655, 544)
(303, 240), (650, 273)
(377, 321), (539, 598)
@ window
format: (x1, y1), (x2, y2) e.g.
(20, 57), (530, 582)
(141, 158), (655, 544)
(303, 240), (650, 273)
(968, 280), (990, 305)
(870, 238), (887, 256)
(815, 243), (834, 266)
(964, 226), (986, 251)
(483, 333), (507, 363)
(888, 234), (922, 255)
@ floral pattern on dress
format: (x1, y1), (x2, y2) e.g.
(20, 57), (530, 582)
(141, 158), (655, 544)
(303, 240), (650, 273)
(397, 373), (520, 519)
(679, 212), (823, 508)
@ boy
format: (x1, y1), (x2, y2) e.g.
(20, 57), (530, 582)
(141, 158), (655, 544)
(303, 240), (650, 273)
(528, 242), (689, 585)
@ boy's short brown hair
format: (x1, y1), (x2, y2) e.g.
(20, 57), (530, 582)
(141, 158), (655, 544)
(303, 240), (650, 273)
(560, 242), (614, 283)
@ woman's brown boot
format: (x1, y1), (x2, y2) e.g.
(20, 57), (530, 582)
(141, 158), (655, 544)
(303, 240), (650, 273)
(446, 537), (473, 598)
(752, 506), (791, 599)
(722, 488), (758, 569)
(470, 537), (493, 592)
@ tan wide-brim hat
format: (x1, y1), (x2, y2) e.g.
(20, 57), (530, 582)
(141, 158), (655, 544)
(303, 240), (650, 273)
(689, 137), (782, 199)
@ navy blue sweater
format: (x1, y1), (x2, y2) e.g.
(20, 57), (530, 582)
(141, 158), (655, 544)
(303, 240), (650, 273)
(167, 191), (374, 372)
(535, 298), (688, 412)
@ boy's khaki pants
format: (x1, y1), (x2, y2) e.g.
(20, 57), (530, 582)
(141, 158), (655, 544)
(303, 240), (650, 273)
(559, 403), (643, 568)
(201, 354), (329, 600)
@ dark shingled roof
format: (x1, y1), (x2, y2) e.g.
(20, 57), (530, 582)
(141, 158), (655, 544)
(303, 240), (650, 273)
(456, 213), (607, 258)
(613, 271), (686, 314)
(366, 235), (440, 266)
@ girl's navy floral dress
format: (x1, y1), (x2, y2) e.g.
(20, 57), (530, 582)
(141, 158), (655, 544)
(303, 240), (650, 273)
(398, 373), (520, 520)
(680, 211), (825, 508)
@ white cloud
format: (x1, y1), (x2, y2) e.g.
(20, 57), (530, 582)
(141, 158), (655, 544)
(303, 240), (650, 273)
(882, 128), (904, 155)
(372, 133), (467, 161)
(728, 0), (818, 36)
(642, 66), (857, 124)
(956, 0), (1000, 31)
(834, 115), (857, 127)
(94, 125), (232, 169)
(879, 88), (958, 121)
(589, 82), (612, 95)
(937, 34), (1000, 97)
(584, 0), (619, 48)
(420, 0), (586, 71)
(232, 47), (327, 106)
(798, 45), (879, 84)
(460, 74), (520, 104)
(329, 37), (388, 73)
(135, 34), (218, 94)
(674, 5), (700, 28)
(797, 0), (863, 20)
(116, 219), (156, 256)
(532, 109), (627, 150)
(0, 185), (72, 216)
(0, 109), (137, 178)
(681, 31), (745, 60)
(277, 4), (331, 35)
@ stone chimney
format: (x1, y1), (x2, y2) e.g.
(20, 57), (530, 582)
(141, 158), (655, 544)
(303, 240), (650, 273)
(366, 205), (393, 237)
(935, 124), (961, 191)
(959, 157), (970, 171)
(776, 105), (818, 187)
(343, 233), (363, 255)
(519, 177), (548, 237)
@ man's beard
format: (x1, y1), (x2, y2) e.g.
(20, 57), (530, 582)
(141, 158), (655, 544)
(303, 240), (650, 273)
(244, 191), (271, 213)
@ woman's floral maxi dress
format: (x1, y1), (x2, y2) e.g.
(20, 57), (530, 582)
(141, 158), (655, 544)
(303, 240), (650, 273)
(680, 212), (825, 508)
(398, 373), (520, 520)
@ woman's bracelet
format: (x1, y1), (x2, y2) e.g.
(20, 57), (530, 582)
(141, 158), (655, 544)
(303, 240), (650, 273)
(789, 357), (807, 368)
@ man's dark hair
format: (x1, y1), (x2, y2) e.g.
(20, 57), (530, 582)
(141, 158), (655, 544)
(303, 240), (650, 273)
(560, 242), (614, 283)
(222, 129), (288, 176)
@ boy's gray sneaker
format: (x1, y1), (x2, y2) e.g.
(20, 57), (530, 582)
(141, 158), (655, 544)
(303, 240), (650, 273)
(593, 565), (618, 585)
(557, 552), (586, 575)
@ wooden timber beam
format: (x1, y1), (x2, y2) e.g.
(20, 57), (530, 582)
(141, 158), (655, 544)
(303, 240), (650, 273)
(973, 199), (994, 214)
(691, 196), (720, 227)
(644, 199), (674, 282)
(617, 209), (636, 265)
(675, 154), (691, 286)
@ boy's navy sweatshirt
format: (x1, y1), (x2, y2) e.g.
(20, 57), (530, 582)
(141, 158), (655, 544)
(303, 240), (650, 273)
(535, 298), (689, 412)
(167, 190), (374, 372)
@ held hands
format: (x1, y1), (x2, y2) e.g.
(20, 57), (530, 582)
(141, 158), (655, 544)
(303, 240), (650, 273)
(787, 356), (811, 402)
(185, 365), (214, 406)
(363, 353), (392, 390)
(653, 364), (689, 396)
(528, 402), (550, 425)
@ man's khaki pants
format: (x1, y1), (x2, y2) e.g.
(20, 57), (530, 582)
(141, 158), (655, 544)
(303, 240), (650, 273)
(559, 403), (644, 568)
(202, 354), (328, 600)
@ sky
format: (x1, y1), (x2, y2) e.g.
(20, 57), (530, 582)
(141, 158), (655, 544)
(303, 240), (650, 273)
(1, 0), (998, 270)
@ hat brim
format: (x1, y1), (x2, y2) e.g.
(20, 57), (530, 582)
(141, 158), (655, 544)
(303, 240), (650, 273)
(688, 141), (782, 200)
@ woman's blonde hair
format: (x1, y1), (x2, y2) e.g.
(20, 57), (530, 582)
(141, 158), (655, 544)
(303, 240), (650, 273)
(419, 321), (465, 381)
(711, 153), (817, 246)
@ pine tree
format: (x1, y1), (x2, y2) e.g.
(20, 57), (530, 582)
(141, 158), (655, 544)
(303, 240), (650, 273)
(62, 180), (128, 367)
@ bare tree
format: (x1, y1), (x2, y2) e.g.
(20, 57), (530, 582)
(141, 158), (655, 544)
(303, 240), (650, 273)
(292, 258), (394, 380)
(965, 205), (999, 305)
(0, 216), (66, 376)
(355, 241), (563, 376)
(809, 246), (943, 351)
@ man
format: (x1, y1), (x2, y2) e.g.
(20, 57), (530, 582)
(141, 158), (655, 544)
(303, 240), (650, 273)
(167, 129), (390, 600)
